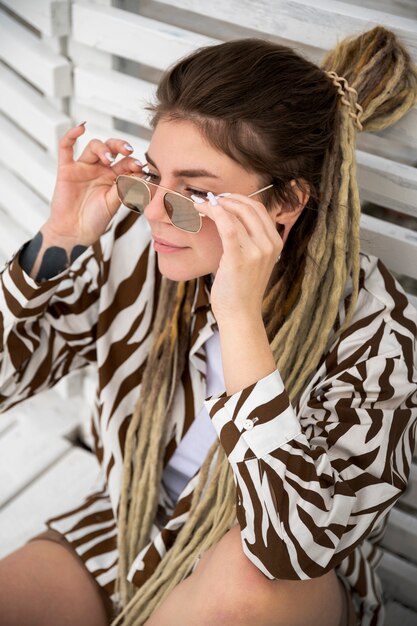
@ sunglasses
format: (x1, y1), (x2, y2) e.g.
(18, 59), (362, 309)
(115, 173), (274, 233)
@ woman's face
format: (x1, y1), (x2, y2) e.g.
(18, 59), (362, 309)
(142, 118), (274, 282)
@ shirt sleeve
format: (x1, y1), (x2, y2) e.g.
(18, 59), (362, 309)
(0, 239), (101, 412)
(205, 320), (417, 580)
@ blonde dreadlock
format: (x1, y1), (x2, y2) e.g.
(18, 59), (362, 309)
(112, 26), (417, 625)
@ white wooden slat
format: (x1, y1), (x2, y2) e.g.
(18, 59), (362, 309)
(0, 166), (49, 236)
(385, 601), (417, 626)
(401, 463), (417, 511)
(382, 508), (417, 565)
(375, 108), (417, 152)
(357, 133), (417, 167)
(4, 388), (85, 442)
(71, 120), (148, 160)
(0, 0), (70, 38)
(74, 66), (155, 127)
(0, 447), (99, 559)
(357, 150), (417, 219)
(360, 213), (417, 280)
(0, 114), (56, 202)
(0, 62), (71, 155)
(379, 550), (417, 611)
(157, 0), (417, 61)
(0, 422), (71, 508)
(0, 207), (32, 260)
(0, 8), (71, 98)
(72, 1), (216, 70)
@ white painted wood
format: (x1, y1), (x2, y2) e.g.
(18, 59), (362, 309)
(70, 102), (117, 132)
(0, 447), (99, 558)
(70, 120), (148, 160)
(379, 550), (417, 610)
(357, 150), (417, 219)
(156, 0), (417, 61)
(385, 600), (417, 626)
(401, 463), (417, 511)
(382, 508), (417, 565)
(0, 62), (71, 154)
(375, 107), (417, 152)
(0, 166), (49, 236)
(72, 1), (216, 70)
(0, 422), (71, 508)
(360, 213), (417, 280)
(0, 0), (71, 38)
(5, 388), (85, 442)
(68, 38), (114, 71)
(74, 66), (155, 127)
(0, 207), (31, 261)
(0, 8), (71, 98)
(0, 114), (56, 202)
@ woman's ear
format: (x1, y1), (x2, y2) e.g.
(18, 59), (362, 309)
(272, 180), (309, 243)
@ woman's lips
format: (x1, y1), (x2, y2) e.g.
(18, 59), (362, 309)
(152, 237), (188, 253)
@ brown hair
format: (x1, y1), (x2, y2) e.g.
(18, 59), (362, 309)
(112, 27), (417, 625)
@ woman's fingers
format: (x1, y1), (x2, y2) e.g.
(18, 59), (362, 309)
(58, 123), (87, 166)
(76, 137), (137, 166)
(111, 155), (144, 177)
(197, 194), (281, 256)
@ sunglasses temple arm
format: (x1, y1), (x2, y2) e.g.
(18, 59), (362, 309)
(248, 183), (274, 198)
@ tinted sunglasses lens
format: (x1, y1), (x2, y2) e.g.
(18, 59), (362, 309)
(117, 177), (149, 213)
(164, 193), (201, 233)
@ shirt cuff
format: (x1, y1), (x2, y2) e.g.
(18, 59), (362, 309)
(1, 242), (73, 322)
(205, 370), (301, 461)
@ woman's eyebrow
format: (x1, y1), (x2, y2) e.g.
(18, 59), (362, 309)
(145, 152), (220, 179)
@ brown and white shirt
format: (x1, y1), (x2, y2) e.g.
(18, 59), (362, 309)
(1, 207), (416, 626)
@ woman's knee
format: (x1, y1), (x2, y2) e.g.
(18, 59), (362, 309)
(191, 525), (344, 626)
(0, 539), (109, 626)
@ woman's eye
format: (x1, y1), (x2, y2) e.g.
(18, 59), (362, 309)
(186, 188), (207, 198)
(142, 171), (159, 182)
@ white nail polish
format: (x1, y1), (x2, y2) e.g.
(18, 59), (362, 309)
(105, 152), (115, 162)
(124, 143), (134, 151)
(218, 192), (231, 197)
(191, 195), (205, 204)
(207, 192), (218, 206)
(134, 159), (143, 166)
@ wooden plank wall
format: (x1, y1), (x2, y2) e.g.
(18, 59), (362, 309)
(0, 1), (416, 624)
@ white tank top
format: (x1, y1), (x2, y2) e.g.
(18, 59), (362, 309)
(161, 330), (224, 503)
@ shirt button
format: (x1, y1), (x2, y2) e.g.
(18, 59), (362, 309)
(243, 419), (254, 430)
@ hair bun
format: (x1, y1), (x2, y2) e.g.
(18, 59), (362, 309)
(321, 25), (417, 133)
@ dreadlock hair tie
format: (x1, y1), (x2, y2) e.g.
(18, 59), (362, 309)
(325, 70), (364, 131)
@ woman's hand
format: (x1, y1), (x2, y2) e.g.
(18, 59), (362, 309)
(195, 193), (283, 325)
(44, 123), (144, 246)
(195, 193), (282, 394)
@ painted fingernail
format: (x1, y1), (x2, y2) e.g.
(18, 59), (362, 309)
(124, 143), (134, 151)
(134, 159), (143, 166)
(207, 192), (218, 206)
(77, 120), (87, 126)
(105, 152), (115, 162)
(218, 192), (231, 197)
(191, 195), (205, 204)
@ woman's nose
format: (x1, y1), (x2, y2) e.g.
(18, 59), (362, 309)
(143, 190), (170, 224)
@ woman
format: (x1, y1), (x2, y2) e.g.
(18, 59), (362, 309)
(0, 25), (416, 626)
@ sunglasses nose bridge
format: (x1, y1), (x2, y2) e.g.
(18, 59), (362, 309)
(142, 184), (171, 224)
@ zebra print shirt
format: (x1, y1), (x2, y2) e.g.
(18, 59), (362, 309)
(1, 207), (416, 626)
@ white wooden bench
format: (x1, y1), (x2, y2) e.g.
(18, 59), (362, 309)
(0, 0), (416, 623)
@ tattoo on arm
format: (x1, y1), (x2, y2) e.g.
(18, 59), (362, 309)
(19, 231), (87, 281)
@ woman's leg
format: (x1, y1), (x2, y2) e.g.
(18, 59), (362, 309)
(145, 525), (348, 626)
(0, 539), (110, 626)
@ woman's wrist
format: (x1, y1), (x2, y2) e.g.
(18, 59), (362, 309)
(19, 224), (88, 282)
(217, 314), (276, 395)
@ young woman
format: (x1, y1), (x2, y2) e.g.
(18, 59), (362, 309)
(0, 25), (416, 626)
